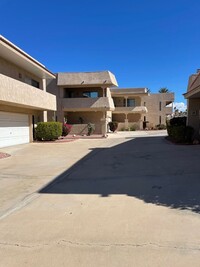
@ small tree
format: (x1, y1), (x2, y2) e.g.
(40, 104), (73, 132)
(87, 123), (95, 136)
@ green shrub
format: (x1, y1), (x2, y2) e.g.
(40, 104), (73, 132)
(129, 125), (136, 131)
(167, 124), (194, 143)
(36, 122), (62, 141)
(155, 124), (167, 130)
(108, 121), (118, 132)
(169, 117), (186, 126)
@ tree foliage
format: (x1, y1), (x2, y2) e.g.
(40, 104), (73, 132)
(159, 87), (169, 93)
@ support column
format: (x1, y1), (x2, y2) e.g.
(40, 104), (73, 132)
(124, 96), (128, 107)
(102, 87), (107, 97)
(42, 78), (46, 91)
(42, 78), (47, 122)
(139, 117), (143, 130)
(124, 113), (129, 129)
(43, 111), (47, 122)
(101, 111), (107, 137)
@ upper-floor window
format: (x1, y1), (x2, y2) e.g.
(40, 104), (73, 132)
(127, 99), (135, 107)
(31, 79), (40, 88)
(25, 77), (40, 89)
(64, 90), (74, 98)
(83, 91), (98, 98)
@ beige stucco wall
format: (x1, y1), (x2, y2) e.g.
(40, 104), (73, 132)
(0, 57), (43, 89)
(0, 74), (56, 111)
(57, 71), (118, 87)
(64, 111), (103, 134)
(142, 93), (174, 127)
(112, 114), (126, 122)
(187, 98), (200, 137)
(65, 111), (102, 124)
(127, 113), (141, 122)
(62, 97), (114, 111)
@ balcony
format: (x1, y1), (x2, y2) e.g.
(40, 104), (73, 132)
(0, 74), (56, 110)
(113, 106), (148, 114)
(62, 97), (115, 111)
(164, 106), (173, 115)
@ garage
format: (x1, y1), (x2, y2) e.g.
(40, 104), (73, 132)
(0, 112), (30, 148)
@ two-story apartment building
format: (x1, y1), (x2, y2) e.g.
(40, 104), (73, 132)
(47, 71), (118, 136)
(0, 35), (57, 148)
(110, 88), (174, 130)
(111, 88), (148, 130)
(184, 69), (200, 138)
(0, 35), (175, 147)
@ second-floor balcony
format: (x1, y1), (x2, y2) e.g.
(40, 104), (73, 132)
(62, 97), (115, 111)
(113, 106), (148, 114)
(164, 106), (173, 115)
(0, 74), (56, 111)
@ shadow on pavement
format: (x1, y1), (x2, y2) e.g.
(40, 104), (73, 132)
(40, 136), (200, 214)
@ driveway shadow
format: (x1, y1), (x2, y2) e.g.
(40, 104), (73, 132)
(40, 136), (200, 214)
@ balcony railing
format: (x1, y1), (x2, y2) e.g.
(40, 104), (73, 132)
(62, 97), (115, 111)
(113, 106), (147, 113)
(164, 106), (173, 114)
(0, 74), (56, 110)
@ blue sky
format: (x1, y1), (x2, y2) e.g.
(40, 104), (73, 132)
(1, 0), (200, 109)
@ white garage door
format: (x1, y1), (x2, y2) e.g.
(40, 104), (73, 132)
(0, 112), (30, 148)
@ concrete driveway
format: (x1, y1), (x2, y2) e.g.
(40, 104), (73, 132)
(0, 131), (200, 267)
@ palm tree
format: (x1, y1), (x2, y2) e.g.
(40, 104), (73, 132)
(158, 87), (169, 93)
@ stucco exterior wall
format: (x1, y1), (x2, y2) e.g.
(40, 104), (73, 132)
(64, 111), (103, 134)
(142, 93), (174, 127)
(127, 113), (141, 122)
(0, 57), (43, 89)
(187, 98), (200, 137)
(112, 114), (126, 122)
(65, 111), (103, 125)
(0, 74), (56, 111)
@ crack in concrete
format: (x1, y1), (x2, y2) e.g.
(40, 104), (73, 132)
(1, 240), (200, 252)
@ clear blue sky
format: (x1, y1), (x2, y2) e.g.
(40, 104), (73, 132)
(1, 0), (200, 108)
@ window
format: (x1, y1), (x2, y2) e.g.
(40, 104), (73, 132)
(25, 77), (40, 88)
(31, 79), (40, 88)
(127, 99), (135, 107)
(144, 102), (146, 106)
(83, 91), (98, 98)
(159, 116), (161, 124)
(64, 89), (74, 98)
